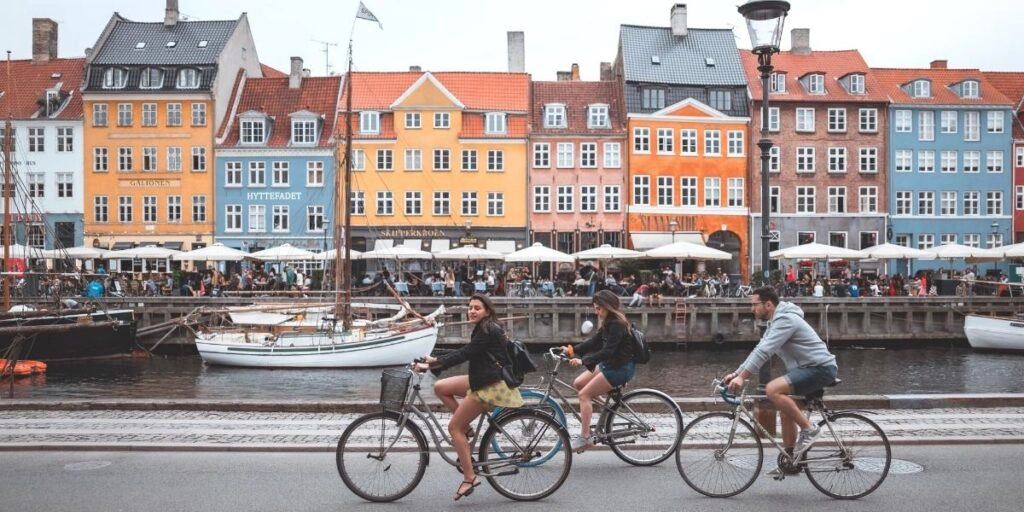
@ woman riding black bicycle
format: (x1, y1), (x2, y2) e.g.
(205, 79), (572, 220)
(414, 293), (523, 501)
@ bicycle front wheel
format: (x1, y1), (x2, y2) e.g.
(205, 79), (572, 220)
(603, 389), (683, 466)
(675, 412), (763, 498)
(804, 412), (891, 499)
(490, 388), (567, 466)
(478, 409), (572, 501)
(336, 411), (428, 502)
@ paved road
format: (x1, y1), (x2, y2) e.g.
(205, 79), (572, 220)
(1, 445), (1022, 511)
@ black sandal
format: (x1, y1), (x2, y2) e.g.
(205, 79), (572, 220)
(454, 477), (480, 501)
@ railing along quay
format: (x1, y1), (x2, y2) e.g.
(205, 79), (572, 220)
(15, 295), (1018, 347)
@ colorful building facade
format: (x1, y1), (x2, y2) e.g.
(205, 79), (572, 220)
(983, 72), (1024, 245)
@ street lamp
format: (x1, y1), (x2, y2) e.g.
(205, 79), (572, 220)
(739, 0), (790, 285)
(669, 219), (678, 243)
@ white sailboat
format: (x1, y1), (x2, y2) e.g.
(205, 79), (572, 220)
(964, 314), (1024, 352)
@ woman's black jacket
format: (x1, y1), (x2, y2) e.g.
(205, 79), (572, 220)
(574, 320), (633, 370)
(431, 320), (510, 391)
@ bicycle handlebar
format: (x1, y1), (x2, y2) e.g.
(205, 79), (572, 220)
(711, 378), (742, 406)
(547, 347), (569, 359)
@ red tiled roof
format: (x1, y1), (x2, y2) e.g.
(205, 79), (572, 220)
(0, 58), (86, 120)
(531, 80), (627, 135)
(339, 72), (530, 112)
(741, 50), (887, 103)
(984, 72), (1024, 140)
(221, 76), (343, 147)
(871, 67), (1014, 106)
(260, 63), (288, 78)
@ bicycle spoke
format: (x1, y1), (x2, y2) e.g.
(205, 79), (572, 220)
(479, 411), (572, 501)
(676, 412), (762, 498)
(605, 390), (683, 466)
(337, 413), (428, 502)
(804, 412), (891, 499)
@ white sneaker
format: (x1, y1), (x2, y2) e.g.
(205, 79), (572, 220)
(570, 435), (592, 453)
(794, 426), (820, 455)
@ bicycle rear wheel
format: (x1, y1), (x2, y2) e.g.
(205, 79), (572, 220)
(603, 389), (683, 466)
(336, 411), (428, 502)
(478, 409), (572, 501)
(804, 412), (891, 499)
(675, 412), (763, 498)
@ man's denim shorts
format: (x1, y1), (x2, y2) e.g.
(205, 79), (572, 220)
(785, 364), (838, 396)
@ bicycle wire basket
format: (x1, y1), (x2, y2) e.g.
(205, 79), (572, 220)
(379, 369), (412, 411)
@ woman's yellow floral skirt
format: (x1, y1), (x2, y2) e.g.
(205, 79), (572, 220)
(467, 380), (524, 412)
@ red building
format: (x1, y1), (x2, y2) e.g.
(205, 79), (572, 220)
(984, 72), (1024, 243)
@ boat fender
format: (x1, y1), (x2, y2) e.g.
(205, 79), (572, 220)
(712, 333), (726, 345)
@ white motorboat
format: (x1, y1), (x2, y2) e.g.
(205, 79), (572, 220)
(964, 314), (1024, 351)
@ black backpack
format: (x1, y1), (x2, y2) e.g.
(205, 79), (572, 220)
(490, 336), (537, 388)
(630, 323), (651, 364)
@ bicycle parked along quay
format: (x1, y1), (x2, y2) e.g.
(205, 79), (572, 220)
(676, 377), (891, 500)
(336, 362), (573, 502)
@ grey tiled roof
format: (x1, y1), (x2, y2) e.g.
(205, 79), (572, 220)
(91, 19), (240, 66)
(620, 25), (747, 87)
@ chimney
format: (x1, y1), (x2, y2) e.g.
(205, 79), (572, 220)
(600, 62), (613, 81)
(409, 65), (422, 72)
(164, 0), (179, 27)
(570, 63), (580, 81)
(32, 18), (58, 64)
(556, 71), (572, 81)
(507, 31), (525, 73)
(791, 28), (811, 54)
(289, 56), (304, 89)
(930, 59), (948, 69)
(670, 4), (687, 38)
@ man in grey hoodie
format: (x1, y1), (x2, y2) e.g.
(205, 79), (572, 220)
(725, 286), (838, 463)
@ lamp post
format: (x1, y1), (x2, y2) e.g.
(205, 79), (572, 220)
(669, 219), (678, 243)
(991, 221), (1000, 277)
(739, 0), (790, 286)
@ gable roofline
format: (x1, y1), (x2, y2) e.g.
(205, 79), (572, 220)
(389, 71), (466, 110)
(214, 69), (247, 144)
(86, 13), (126, 66)
(651, 97), (729, 118)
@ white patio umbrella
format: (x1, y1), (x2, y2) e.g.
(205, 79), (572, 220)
(922, 243), (997, 260)
(249, 243), (317, 261)
(358, 245), (433, 260)
(41, 245), (109, 259)
(4, 243), (47, 259)
(989, 241), (1024, 259)
(313, 248), (363, 260)
(573, 244), (644, 260)
(172, 243), (250, 262)
(644, 240), (732, 260)
(860, 243), (934, 260)
(434, 246), (504, 261)
(504, 242), (576, 263)
(104, 245), (181, 259)
(770, 242), (867, 260)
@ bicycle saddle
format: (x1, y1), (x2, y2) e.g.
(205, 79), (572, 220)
(803, 379), (840, 401)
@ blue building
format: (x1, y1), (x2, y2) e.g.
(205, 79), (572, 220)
(875, 63), (1015, 273)
(215, 59), (342, 263)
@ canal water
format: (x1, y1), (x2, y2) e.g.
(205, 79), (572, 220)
(4, 346), (1024, 400)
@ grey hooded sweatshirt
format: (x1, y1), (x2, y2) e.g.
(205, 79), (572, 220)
(737, 301), (837, 375)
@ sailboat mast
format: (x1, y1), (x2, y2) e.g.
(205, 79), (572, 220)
(334, 40), (355, 331)
(3, 52), (12, 312)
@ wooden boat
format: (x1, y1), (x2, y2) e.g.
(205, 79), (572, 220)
(964, 314), (1024, 351)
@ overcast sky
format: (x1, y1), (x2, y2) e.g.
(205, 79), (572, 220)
(2, 0), (1021, 80)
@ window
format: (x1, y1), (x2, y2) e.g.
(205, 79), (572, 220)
(225, 205), (242, 232)
(940, 233), (957, 246)
(94, 196), (108, 223)
(1018, 186), (1024, 211)
(703, 130), (721, 156)
(641, 88), (665, 109)
(404, 112), (421, 129)
(940, 191), (957, 216)
(918, 150), (935, 173)
(27, 128), (44, 152)
(588, 105), (609, 128)
(727, 131), (744, 156)
(895, 191), (912, 215)
(964, 233), (980, 248)
(964, 151), (981, 173)
(656, 177), (674, 206)
(964, 191), (980, 215)
(580, 185), (597, 212)
(769, 73), (786, 93)
(556, 143), (574, 168)
(432, 191), (450, 216)
(249, 161), (266, 186)
(858, 108), (877, 132)
(272, 162), (289, 186)
(633, 175), (649, 206)
(376, 150), (393, 171)
(859, 147), (878, 173)
(248, 205), (266, 232)
(680, 129), (697, 155)
(769, 146), (780, 173)
(604, 185), (620, 212)
(306, 206), (324, 232)
(941, 151), (958, 173)
(487, 192), (504, 216)
(141, 196), (157, 223)
(360, 112), (380, 133)
(704, 177), (721, 207)
(533, 143), (550, 168)
(292, 119), (316, 144)
(351, 149), (365, 171)
(859, 186), (878, 213)
(57, 173), (72, 198)
(828, 108), (847, 132)
(894, 234), (910, 247)
(1018, 147), (1024, 168)
(192, 195), (207, 223)
(894, 110), (912, 132)
(918, 191), (934, 215)
(913, 80), (930, 98)
(487, 150), (504, 171)
(557, 186), (574, 212)
(191, 147), (206, 171)
(796, 108), (815, 132)
(350, 192), (364, 215)
(118, 196), (133, 223)
(433, 149), (450, 171)
(727, 178), (744, 207)
(461, 149), (477, 171)
(987, 151), (1004, 173)
(162, 146), (180, 172)
(404, 149), (422, 171)
(139, 68), (163, 89)
(404, 191), (422, 216)
(306, 161), (324, 186)
(240, 119), (265, 144)
(769, 186), (780, 214)
(828, 147), (847, 173)
(895, 150), (912, 172)
(603, 143), (621, 168)
(807, 74), (824, 94)
(177, 68), (200, 89)
(633, 127), (650, 153)
(919, 111), (934, 141)
(989, 232), (1004, 249)
(849, 74), (865, 94)
(987, 111), (1005, 133)
(92, 104), (108, 127)
(461, 191), (477, 216)
(987, 191), (1003, 216)
(544, 104), (566, 128)
(93, 147), (108, 172)
(533, 186), (551, 213)
(27, 173), (44, 197)
(102, 68), (128, 89)
(828, 187), (847, 213)
(224, 161), (242, 187)
(54, 127), (73, 153)
(142, 147), (158, 171)
(962, 80), (979, 98)
(580, 143), (597, 168)
(797, 187), (815, 213)
(434, 112), (450, 129)
(941, 111), (957, 133)
(159, 104), (180, 128)
(657, 128), (674, 154)
(796, 147), (815, 173)
(485, 112), (506, 134)
(118, 147), (133, 172)
(142, 103), (157, 127)
(964, 111), (980, 141)
(917, 234), (934, 249)
(798, 232), (817, 245)
(709, 90), (732, 111)
(117, 103), (132, 126)
(376, 191), (394, 215)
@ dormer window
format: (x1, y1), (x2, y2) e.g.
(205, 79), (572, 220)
(807, 74), (824, 94)
(291, 118), (317, 145)
(102, 67), (128, 89)
(913, 80), (931, 98)
(544, 104), (566, 128)
(240, 117), (267, 145)
(849, 74), (865, 94)
(769, 73), (786, 93)
(485, 112), (506, 134)
(961, 80), (979, 98)
(359, 111), (379, 134)
(139, 68), (164, 89)
(134, 42), (146, 50)
(176, 68), (200, 89)
(588, 104), (609, 129)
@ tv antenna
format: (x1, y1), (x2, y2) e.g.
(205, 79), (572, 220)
(312, 39), (340, 75)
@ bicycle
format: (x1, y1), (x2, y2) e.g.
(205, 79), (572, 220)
(733, 283), (753, 298)
(514, 347), (684, 466)
(676, 378), (891, 499)
(336, 364), (573, 502)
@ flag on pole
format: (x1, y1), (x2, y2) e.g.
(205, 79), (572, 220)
(355, 2), (383, 29)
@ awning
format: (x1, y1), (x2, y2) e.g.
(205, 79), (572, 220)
(373, 239), (394, 250)
(630, 232), (705, 250)
(430, 239), (451, 253)
(486, 240), (517, 255)
(401, 239), (422, 250)
(162, 241), (184, 251)
(110, 242), (133, 251)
